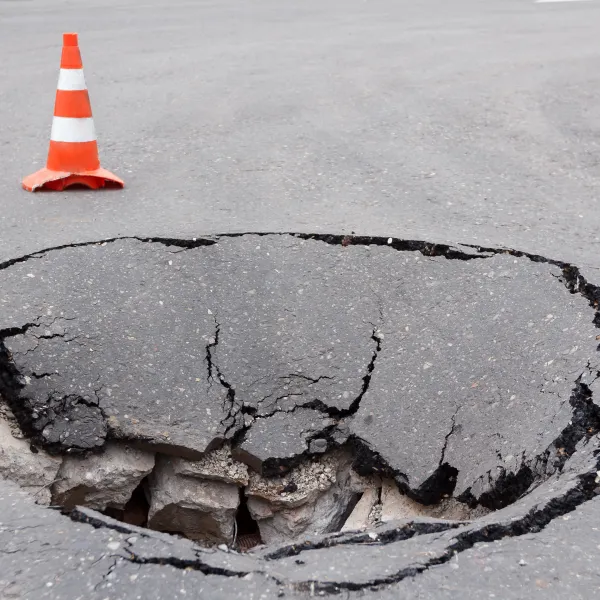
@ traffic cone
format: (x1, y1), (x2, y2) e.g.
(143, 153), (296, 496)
(22, 33), (124, 192)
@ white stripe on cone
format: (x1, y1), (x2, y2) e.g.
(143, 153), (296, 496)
(50, 117), (97, 143)
(57, 69), (87, 91)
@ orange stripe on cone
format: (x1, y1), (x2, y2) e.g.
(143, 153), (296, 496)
(54, 90), (93, 118)
(46, 141), (100, 172)
(60, 33), (83, 69)
(22, 32), (124, 192)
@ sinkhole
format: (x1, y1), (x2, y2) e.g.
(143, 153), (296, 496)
(0, 233), (599, 550)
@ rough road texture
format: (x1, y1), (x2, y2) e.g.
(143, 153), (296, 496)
(1, 233), (600, 597)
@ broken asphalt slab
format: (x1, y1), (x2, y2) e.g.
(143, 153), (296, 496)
(0, 234), (598, 508)
(370, 446), (600, 599)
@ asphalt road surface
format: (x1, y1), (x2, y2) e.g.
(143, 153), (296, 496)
(0, 0), (599, 270)
(2, 0), (600, 598)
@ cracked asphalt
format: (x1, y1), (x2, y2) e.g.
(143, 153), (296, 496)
(1, 235), (598, 503)
(2, 0), (600, 597)
(1, 234), (600, 597)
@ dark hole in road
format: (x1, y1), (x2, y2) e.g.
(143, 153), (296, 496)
(103, 477), (150, 528)
(235, 489), (262, 551)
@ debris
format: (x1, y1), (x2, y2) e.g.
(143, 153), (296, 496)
(246, 451), (360, 544)
(147, 455), (239, 544)
(246, 454), (339, 508)
(341, 487), (379, 531)
(170, 444), (249, 486)
(0, 418), (61, 504)
(52, 443), (155, 510)
(308, 438), (328, 454)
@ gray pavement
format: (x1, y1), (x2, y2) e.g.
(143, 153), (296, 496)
(0, 0), (600, 270)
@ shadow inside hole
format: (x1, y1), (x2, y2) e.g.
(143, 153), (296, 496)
(103, 477), (150, 527)
(236, 490), (262, 552)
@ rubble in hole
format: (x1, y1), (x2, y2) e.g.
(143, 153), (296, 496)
(245, 450), (362, 545)
(147, 454), (241, 544)
(0, 415), (484, 549)
(341, 478), (490, 532)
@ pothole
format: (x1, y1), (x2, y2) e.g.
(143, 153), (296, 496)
(0, 233), (599, 553)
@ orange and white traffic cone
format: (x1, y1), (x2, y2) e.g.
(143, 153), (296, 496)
(22, 33), (124, 192)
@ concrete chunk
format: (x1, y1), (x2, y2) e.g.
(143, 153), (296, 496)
(52, 443), (155, 510)
(147, 455), (240, 544)
(0, 418), (61, 505)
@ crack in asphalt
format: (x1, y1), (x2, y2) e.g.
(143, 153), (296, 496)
(439, 407), (459, 468)
(226, 326), (384, 476)
(248, 326), (382, 424)
(0, 236), (216, 272)
(205, 316), (242, 436)
(71, 508), (253, 579)
(260, 520), (466, 561)
(122, 546), (251, 579)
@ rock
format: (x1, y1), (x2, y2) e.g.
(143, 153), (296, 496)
(249, 477), (359, 545)
(341, 487), (379, 531)
(52, 443), (155, 510)
(147, 455), (240, 544)
(309, 438), (328, 454)
(0, 418), (62, 505)
(170, 444), (249, 486)
(246, 451), (360, 545)
(247, 499), (315, 544)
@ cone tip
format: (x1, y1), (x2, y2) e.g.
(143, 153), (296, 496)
(63, 33), (78, 47)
